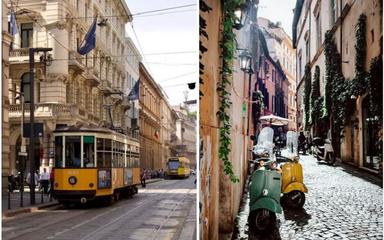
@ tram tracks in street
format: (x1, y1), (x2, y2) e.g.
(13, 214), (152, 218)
(148, 189), (193, 240)
(73, 179), (194, 240)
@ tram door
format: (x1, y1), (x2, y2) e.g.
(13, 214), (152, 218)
(96, 138), (112, 189)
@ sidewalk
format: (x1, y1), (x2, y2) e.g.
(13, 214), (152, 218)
(2, 178), (164, 219)
(2, 186), (58, 218)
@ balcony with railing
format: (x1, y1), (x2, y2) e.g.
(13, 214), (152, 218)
(69, 50), (86, 73)
(9, 48), (42, 63)
(9, 103), (102, 125)
(9, 103), (74, 119)
(83, 67), (101, 87)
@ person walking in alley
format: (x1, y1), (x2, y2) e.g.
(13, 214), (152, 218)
(40, 168), (50, 194)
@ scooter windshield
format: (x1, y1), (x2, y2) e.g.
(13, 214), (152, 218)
(286, 131), (298, 157)
(253, 127), (274, 158)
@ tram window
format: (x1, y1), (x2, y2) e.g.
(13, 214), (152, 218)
(55, 136), (63, 168)
(105, 139), (112, 168)
(105, 139), (112, 151)
(65, 136), (81, 168)
(125, 150), (132, 168)
(105, 152), (111, 167)
(119, 143), (124, 167)
(97, 138), (104, 168)
(97, 151), (104, 168)
(83, 136), (95, 168)
(97, 138), (104, 150)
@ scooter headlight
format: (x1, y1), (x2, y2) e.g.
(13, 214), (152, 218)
(262, 189), (268, 196)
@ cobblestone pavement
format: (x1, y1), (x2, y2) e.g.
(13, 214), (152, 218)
(233, 154), (383, 240)
(3, 177), (196, 240)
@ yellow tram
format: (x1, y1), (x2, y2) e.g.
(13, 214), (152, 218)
(52, 126), (140, 205)
(166, 157), (190, 179)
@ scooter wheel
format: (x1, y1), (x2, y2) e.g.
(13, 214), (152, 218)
(286, 190), (305, 209)
(327, 152), (336, 165)
(249, 209), (276, 232)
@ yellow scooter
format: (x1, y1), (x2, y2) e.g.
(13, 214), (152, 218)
(278, 131), (308, 209)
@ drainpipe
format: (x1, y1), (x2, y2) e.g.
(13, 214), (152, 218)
(340, 0), (343, 159)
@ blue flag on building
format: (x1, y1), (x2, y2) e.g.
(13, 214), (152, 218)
(128, 79), (140, 100)
(10, 7), (18, 36)
(78, 17), (97, 55)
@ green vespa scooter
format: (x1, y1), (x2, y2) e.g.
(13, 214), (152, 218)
(249, 127), (283, 232)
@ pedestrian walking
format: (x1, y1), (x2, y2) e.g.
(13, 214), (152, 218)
(49, 169), (54, 194)
(26, 171), (39, 191)
(40, 168), (50, 194)
(140, 168), (146, 188)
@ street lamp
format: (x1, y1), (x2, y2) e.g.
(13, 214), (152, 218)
(239, 50), (254, 136)
(239, 50), (253, 74)
(234, 4), (248, 30)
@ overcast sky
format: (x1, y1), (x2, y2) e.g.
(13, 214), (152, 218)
(125, 1), (198, 106)
(258, 0), (296, 38)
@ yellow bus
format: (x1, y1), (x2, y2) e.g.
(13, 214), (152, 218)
(166, 157), (190, 179)
(52, 126), (140, 205)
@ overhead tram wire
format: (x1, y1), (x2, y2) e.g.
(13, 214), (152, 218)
(158, 71), (197, 83)
(4, 4), (196, 20)
(129, 21), (155, 77)
(11, 4), (196, 64)
(38, 51), (197, 62)
(145, 62), (196, 66)
(161, 82), (195, 88)
(11, 3), (197, 87)
(132, 9), (195, 19)
(13, 4), (71, 54)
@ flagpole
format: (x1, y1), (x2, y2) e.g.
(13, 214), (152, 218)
(132, 100), (135, 137)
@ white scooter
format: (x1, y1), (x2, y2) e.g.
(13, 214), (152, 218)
(312, 136), (336, 165)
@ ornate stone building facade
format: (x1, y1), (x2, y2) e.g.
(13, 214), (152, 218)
(138, 63), (162, 170)
(2, 1), (12, 185)
(173, 105), (196, 169)
(7, 0), (137, 176)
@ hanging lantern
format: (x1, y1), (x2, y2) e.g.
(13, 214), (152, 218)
(233, 4), (248, 30)
(239, 50), (253, 73)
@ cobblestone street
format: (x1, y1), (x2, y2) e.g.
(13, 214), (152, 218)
(233, 154), (383, 240)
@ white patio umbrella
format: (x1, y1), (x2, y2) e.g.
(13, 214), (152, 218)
(259, 114), (291, 126)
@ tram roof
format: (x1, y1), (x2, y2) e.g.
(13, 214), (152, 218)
(54, 125), (138, 142)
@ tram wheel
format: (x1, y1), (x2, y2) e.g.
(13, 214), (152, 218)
(114, 191), (120, 201)
(104, 195), (115, 206)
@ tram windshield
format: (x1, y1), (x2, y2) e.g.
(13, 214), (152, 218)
(83, 136), (95, 168)
(168, 160), (179, 170)
(65, 136), (81, 168)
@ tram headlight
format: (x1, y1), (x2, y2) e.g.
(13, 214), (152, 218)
(68, 176), (77, 185)
(89, 183), (94, 188)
